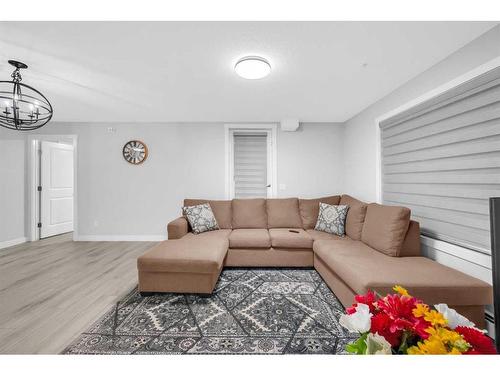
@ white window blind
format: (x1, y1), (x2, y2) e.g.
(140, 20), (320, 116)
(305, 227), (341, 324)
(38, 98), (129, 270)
(380, 66), (500, 254)
(233, 133), (268, 198)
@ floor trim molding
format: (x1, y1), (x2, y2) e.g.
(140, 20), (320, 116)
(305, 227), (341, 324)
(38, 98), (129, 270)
(0, 237), (27, 250)
(74, 235), (165, 242)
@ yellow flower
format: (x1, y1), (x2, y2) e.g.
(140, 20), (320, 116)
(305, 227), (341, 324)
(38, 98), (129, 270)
(408, 337), (449, 354)
(412, 303), (430, 318)
(407, 346), (423, 355)
(432, 328), (470, 352)
(409, 327), (470, 354)
(424, 310), (447, 326)
(393, 285), (409, 296)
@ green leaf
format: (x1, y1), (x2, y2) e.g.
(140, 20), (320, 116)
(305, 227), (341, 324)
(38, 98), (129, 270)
(397, 331), (413, 354)
(345, 333), (368, 354)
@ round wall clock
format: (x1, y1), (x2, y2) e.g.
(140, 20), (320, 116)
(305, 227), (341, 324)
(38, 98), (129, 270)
(122, 140), (148, 165)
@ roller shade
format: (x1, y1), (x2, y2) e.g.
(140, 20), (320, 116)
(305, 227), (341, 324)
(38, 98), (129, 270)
(380, 66), (500, 254)
(233, 133), (268, 198)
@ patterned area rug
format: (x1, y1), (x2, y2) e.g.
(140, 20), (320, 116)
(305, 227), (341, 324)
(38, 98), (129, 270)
(63, 268), (357, 354)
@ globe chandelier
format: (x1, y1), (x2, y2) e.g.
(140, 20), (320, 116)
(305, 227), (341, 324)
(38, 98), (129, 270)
(0, 60), (53, 131)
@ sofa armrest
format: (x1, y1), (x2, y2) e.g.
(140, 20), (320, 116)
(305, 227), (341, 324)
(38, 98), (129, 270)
(167, 217), (189, 239)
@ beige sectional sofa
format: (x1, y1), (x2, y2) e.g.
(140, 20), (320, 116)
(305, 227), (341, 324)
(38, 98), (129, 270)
(137, 195), (493, 327)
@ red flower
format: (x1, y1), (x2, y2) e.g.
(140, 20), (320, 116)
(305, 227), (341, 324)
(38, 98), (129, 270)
(370, 312), (402, 346)
(377, 293), (418, 320)
(346, 290), (378, 314)
(412, 317), (431, 340)
(346, 306), (357, 315)
(455, 326), (497, 354)
(355, 290), (377, 309)
(368, 293), (432, 346)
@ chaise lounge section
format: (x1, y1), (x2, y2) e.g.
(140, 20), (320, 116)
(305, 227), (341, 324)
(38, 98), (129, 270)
(137, 237), (228, 294)
(137, 194), (493, 327)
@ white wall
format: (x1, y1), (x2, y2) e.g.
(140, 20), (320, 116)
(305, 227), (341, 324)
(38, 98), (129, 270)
(343, 24), (500, 203)
(277, 123), (344, 198)
(29, 122), (343, 239)
(0, 130), (26, 247)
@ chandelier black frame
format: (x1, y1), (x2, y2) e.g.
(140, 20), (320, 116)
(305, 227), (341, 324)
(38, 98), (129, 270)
(0, 60), (53, 131)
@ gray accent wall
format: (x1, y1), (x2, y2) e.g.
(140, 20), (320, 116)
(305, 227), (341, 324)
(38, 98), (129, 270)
(0, 130), (26, 246)
(0, 122), (343, 241)
(344, 25), (500, 204)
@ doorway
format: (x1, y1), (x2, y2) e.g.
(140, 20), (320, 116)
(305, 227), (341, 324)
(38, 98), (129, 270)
(28, 135), (77, 241)
(225, 124), (277, 199)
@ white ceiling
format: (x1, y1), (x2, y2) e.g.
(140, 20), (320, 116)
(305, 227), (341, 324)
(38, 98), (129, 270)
(0, 22), (496, 123)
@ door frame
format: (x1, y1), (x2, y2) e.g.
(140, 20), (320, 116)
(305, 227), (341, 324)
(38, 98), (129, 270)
(27, 134), (78, 242)
(224, 124), (277, 199)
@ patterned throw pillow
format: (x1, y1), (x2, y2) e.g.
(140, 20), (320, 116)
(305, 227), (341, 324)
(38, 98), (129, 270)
(182, 203), (220, 234)
(314, 203), (349, 236)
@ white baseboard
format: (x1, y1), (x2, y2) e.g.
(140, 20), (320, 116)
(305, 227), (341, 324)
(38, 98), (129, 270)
(0, 237), (27, 250)
(74, 235), (166, 242)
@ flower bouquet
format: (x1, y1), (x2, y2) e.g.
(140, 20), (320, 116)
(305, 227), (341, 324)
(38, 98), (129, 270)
(339, 285), (496, 355)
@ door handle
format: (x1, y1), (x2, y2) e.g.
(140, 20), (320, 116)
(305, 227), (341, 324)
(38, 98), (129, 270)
(266, 184), (271, 187)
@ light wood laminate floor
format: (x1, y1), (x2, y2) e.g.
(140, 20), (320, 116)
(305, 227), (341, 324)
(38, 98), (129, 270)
(0, 234), (157, 354)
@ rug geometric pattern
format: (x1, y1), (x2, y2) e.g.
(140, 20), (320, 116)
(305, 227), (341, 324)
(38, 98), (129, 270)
(62, 268), (357, 354)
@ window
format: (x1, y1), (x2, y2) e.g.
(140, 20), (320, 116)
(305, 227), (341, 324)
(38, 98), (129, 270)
(379, 66), (500, 254)
(226, 125), (277, 199)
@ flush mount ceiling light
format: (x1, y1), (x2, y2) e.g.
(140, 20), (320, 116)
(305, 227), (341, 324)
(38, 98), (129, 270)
(0, 60), (53, 131)
(234, 56), (271, 80)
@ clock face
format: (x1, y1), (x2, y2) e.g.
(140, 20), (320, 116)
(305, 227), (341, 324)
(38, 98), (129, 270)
(123, 140), (148, 164)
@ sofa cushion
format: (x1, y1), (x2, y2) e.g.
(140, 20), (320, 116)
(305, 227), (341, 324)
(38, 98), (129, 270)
(268, 228), (313, 249)
(361, 203), (411, 257)
(313, 239), (493, 306)
(184, 199), (232, 229)
(138, 238), (228, 274)
(299, 195), (341, 229)
(229, 229), (271, 248)
(339, 195), (367, 240)
(400, 220), (421, 257)
(232, 199), (267, 229)
(266, 198), (302, 228)
(314, 203), (349, 236)
(306, 229), (349, 241)
(182, 203), (219, 234)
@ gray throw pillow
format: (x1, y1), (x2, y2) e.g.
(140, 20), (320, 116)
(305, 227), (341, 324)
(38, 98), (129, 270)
(314, 203), (349, 236)
(182, 203), (219, 234)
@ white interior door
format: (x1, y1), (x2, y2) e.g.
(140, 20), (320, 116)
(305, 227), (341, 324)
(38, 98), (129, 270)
(40, 141), (74, 238)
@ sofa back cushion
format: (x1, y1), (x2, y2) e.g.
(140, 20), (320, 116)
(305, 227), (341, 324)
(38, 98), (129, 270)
(298, 195), (341, 229)
(266, 198), (302, 228)
(400, 220), (421, 257)
(339, 195), (368, 240)
(232, 198), (267, 229)
(361, 203), (411, 257)
(184, 199), (232, 229)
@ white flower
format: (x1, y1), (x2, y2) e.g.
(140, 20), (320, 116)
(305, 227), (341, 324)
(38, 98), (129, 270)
(434, 303), (475, 329)
(339, 303), (372, 333)
(365, 332), (392, 355)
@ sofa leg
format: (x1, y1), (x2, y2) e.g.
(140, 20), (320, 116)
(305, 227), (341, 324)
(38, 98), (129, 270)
(140, 291), (155, 297)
